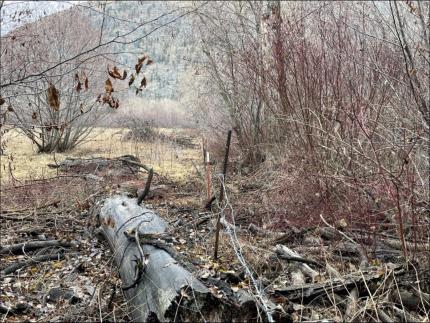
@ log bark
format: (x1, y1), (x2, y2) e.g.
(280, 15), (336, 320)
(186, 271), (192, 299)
(98, 195), (257, 322)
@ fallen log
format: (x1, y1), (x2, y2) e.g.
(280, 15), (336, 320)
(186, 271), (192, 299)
(97, 195), (260, 322)
(275, 264), (404, 302)
(48, 155), (151, 176)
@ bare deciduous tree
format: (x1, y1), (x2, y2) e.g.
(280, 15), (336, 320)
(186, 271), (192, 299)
(1, 8), (107, 152)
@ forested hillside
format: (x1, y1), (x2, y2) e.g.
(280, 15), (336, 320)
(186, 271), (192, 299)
(83, 1), (200, 100)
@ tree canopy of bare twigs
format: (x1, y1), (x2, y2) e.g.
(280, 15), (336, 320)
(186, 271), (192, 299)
(188, 1), (429, 255)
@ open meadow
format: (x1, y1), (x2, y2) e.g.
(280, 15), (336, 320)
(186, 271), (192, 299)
(1, 127), (201, 183)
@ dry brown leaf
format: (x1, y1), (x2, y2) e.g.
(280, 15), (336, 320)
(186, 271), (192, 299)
(128, 73), (136, 86)
(112, 97), (119, 109)
(135, 62), (142, 74)
(84, 77), (89, 90)
(0, 96), (5, 106)
(108, 66), (128, 80)
(135, 55), (147, 74)
(108, 66), (122, 79)
(76, 81), (82, 92)
(105, 78), (113, 94)
(140, 76), (147, 89)
(47, 83), (60, 111)
(102, 94), (110, 104)
(138, 55), (147, 64)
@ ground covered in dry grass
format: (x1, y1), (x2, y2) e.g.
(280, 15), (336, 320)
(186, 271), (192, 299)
(1, 128), (429, 322)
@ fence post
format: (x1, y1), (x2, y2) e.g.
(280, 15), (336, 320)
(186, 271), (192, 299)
(214, 130), (232, 260)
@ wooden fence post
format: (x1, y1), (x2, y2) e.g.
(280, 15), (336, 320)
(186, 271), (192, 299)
(214, 130), (232, 260)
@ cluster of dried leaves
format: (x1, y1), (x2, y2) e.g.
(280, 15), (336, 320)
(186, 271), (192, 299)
(41, 54), (154, 113)
(97, 55), (154, 109)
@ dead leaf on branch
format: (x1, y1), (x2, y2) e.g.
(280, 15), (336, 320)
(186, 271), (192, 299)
(135, 55), (147, 74)
(108, 66), (127, 80)
(128, 73), (136, 86)
(108, 66), (121, 79)
(81, 71), (89, 90)
(109, 97), (119, 109)
(135, 76), (147, 95)
(47, 84), (60, 111)
(105, 78), (113, 94)
(140, 76), (147, 89)
(100, 93), (119, 109)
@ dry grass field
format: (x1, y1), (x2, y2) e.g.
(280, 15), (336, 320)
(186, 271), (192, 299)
(0, 127), (201, 183)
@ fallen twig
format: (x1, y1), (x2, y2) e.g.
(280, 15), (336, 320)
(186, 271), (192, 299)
(1, 252), (66, 275)
(117, 157), (154, 174)
(275, 245), (324, 268)
(0, 200), (60, 214)
(275, 245), (321, 279)
(0, 240), (71, 256)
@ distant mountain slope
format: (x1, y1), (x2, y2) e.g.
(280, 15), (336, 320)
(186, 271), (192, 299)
(83, 1), (200, 100)
(1, 1), (200, 101)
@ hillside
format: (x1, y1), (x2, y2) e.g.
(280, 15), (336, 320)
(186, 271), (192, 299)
(83, 1), (200, 100)
(1, 1), (200, 100)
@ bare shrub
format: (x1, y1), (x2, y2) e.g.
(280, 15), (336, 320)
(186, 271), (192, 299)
(105, 97), (195, 129)
(119, 118), (161, 142)
(190, 1), (429, 252)
(1, 8), (106, 153)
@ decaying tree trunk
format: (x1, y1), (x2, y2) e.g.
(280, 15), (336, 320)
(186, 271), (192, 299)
(97, 195), (258, 322)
